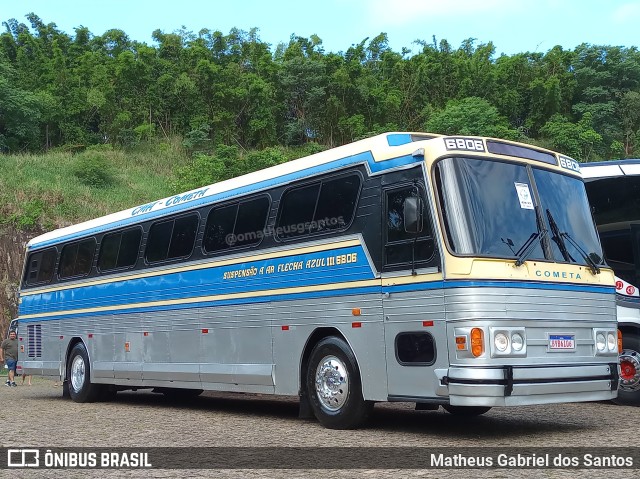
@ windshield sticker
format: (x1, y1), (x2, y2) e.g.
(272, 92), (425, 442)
(514, 183), (534, 210)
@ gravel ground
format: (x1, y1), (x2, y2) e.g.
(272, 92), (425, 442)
(0, 377), (637, 478)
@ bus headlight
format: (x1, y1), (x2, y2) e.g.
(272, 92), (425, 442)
(494, 332), (509, 352)
(593, 329), (619, 356)
(511, 333), (524, 352)
(489, 327), (526, 357)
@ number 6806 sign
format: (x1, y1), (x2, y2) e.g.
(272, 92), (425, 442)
(444, 137), (485, 152)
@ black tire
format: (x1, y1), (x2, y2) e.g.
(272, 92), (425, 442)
(67, 342), (101, 403)
(614, 332), (640, 406)
(443, 405), (491, 416)
(306, 336), (372, 429)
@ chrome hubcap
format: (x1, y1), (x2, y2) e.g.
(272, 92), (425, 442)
(619, 349), (640, 392)
(315, 355), (349, 411)
(71, 355), (86, 392)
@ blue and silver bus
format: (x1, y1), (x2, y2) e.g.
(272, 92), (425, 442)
(582, 160), (640, 405)
(18, 133), (619, 429)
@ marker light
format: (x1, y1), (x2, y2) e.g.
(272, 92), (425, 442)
(596, 333), (606, 352)
(471, 328), (484, 357)
(494, 332), (509, 352)
(618, 330), (623, 354)
(511, 333), (524, 352)
(607, 332), (617, 352)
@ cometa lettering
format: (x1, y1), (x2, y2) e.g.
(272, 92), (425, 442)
(164, 187), (209, 207)
(535, 270), (582, 280)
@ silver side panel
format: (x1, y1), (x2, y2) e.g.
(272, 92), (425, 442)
(382, 289), (446, 398)
(21, 285), (618, 407)
(272, 293), (386, 399)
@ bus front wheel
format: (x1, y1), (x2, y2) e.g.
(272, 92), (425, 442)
(67, 342), (101, 403)
(306, 336), (372, 429)
(615, 332), (640, 406)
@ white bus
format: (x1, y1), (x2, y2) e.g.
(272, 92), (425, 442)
(17, 133), (619, 429)
(582, 160), (640, 405)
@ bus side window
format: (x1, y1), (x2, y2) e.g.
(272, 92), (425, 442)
(25, 248), (57, 285)
(146, 214), (199, 264)
(98, 227), (142, 272)
(203, 196), (270, 253)
(276, 173), (361, 240)
(312, 174), (361, 232)
(384, 186), (435, 269)
(59, 239), (96, 279)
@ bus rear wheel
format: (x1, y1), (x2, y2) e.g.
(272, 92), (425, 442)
(615, 333), (640, 406)
(443, 405), (491, 416)
(67, 342), (101, 403)
(306, 336), (372, 429)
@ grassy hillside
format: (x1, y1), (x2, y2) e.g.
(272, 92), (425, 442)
(0, 138), (187, 230)
(0, 138), (325, 232)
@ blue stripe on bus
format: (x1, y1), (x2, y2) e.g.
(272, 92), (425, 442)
(19, 246), (375, 315)
(18, 285), (384, 323)
(18, 278), (615, 323)
(443, 280), (614, 295)
(386, 134), (412, 146)
(30, 151), (423, 249)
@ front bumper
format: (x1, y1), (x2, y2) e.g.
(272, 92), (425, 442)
(440, 363), (619, 406)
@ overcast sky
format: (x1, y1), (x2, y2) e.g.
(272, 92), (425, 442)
(2, 0), (639, 55)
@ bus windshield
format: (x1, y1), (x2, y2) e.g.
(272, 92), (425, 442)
(436, 157), (604, 267)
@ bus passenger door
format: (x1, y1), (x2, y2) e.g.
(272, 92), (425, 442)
(381, 183), (447, 400)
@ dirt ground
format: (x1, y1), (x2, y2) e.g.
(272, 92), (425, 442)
(0, 376), (638, 478)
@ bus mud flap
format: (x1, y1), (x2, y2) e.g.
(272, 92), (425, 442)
(503, 366), (514, 397)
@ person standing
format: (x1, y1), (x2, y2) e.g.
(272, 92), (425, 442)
(1, 330), (18, 387)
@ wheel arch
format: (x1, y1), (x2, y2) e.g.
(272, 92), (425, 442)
(63, 337), (89, 380)
(299, 327), (361, 396)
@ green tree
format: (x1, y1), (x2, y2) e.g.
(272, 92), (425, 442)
(619, 91), (640, 156)
(0, 60), (42, 151)
(425, 97), (520, 139)
(540, 113), (603, 162)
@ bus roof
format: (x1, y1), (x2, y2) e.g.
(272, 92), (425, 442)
(28, 132), (440, 250)
(581, 159), (640, 179)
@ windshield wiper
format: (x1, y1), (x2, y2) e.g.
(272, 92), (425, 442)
(546, 209), (575, 263)
(546, 209), (601, 275)
(512, 229), (548, 266)
(560, 232), (601, 275)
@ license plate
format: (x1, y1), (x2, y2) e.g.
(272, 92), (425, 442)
(548, 334), (575, 350)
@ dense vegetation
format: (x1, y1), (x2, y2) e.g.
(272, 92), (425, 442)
(2, 13), (640, 228)
(4, 13), (640, 158)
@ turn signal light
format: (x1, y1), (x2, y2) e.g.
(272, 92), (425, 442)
(618, 330), (623, 354)
(471, 328), (484, 357)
